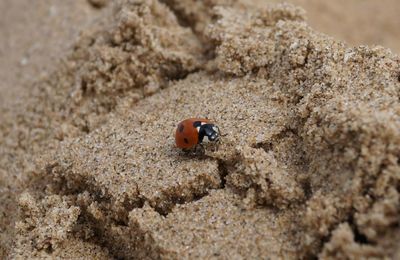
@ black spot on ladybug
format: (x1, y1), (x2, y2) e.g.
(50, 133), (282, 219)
(193, 121), (202, 128)
(184, 138), (189, 144)
(178, 124), (184, 133)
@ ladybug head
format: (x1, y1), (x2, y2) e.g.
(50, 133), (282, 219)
(201, 124), (220, 143)
(208, 125), (220, 142)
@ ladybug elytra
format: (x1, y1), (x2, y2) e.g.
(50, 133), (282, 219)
(175, 118), (220, 149)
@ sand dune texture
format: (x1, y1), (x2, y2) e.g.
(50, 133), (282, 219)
(1, 0), (400, 259)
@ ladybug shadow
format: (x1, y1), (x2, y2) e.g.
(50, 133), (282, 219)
(178, 142), (222, 161)
(166, 144), (217, 164)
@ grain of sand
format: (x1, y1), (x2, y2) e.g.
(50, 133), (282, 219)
(1, 0), (400, 259)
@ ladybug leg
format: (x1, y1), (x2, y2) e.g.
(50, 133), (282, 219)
(180, 146), (204, 157)
(194, 144), (205, 155)
(181, 145), (201, 156)
(211, 128), (222, 152)
(210, 138), (221, 152)
(181, 148), (191, 156)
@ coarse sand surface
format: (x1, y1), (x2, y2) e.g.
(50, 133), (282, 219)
(1, 0), (400, 259)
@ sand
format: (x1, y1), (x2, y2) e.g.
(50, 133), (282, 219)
(1, 0), (400, 259)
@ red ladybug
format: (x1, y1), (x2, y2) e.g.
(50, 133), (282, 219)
(175, 118), (220, 149)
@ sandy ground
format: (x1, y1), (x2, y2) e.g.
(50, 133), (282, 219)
(1, 0), (400, 259)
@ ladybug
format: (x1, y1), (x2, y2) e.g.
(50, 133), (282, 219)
(175, 118), (220, 150)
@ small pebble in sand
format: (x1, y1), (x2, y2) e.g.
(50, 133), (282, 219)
(175, 118), (220, 151)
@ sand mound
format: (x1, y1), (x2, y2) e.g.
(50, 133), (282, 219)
(1, 0), (400, 259)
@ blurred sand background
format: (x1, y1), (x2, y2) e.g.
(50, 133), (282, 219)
(2, 0), (399, 102)
(1, 0), (400, 258)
